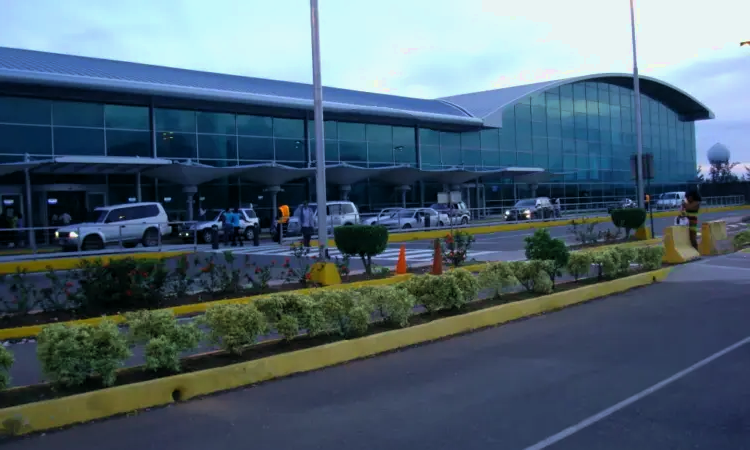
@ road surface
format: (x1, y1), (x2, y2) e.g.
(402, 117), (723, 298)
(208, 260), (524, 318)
(3, 251), (750, 449)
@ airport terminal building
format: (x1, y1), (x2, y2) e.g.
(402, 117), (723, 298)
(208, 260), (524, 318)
(0, 46), (712, 228)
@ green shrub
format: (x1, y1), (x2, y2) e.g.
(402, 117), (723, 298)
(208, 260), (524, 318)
(0, 347), (13, 389)
(255, 293), (326, 341)
(357, 285), (415, 328)
(441, 230), (476, 267)
(591, 250), (618, 279)
(524, 229), (570, 285)
(37, 321), (131, 387)
(567, 252), (593, 281)
(402, 273), (465, 312)
(611, 246), (637, 276)
(202, 303), (267, 354)
(509, 261), (553, 294)
(478, 261), (518, 296)
(733, 230), (750, 249)
(610, 209), (647, 238)
(308, 290), (374, 337)
(447, 269), (480, 306)
(125, 310), (202, 372)
(635, 246), (664, 271)
(334, 225), (389, 275)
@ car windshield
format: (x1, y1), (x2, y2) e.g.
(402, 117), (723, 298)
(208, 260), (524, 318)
(514, 200), (536, 207)
(87, 209), (108, 223)
(396, 209), (416, 218)
(208, 210), (225, 221)
(242, 209), (256, 218)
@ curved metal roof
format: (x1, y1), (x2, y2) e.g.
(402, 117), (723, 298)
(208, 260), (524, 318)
(0, 46), (480, 127)
(440, 73), (715, 127)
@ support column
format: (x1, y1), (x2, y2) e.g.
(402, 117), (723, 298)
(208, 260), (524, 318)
(264, 185), (283, 229)
(24, 154), (35, 251)
(530, 183), (539, 198)
(183, 185), (197, 222)
(396, 185), (411, 208)
(461, 184), (472, 219)
(475, 180), (481, 220)
(136, 172), (142, 202)
(339, 185), (351, 201)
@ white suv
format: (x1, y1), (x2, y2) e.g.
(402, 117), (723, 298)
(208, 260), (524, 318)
(179, 208), (260, 243)
(56, 202), (171, 251)
(286, 201), (360, 236)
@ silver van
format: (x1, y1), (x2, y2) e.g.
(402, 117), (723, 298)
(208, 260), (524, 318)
(286, 201), (360, 236)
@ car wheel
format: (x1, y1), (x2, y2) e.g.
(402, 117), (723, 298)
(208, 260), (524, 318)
(402, 223), (412, 229)
(439, 221), (445, 227)
(122, 242), (137, 249)
(142, 228), (159, 247)
(460, 217), (469, 225)
(202, 228), (213, 244)
(82, 235), (104, 251)
(244, 226), (255, 241)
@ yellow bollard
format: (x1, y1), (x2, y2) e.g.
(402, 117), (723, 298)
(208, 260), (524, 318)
(662, 226), (700, 264)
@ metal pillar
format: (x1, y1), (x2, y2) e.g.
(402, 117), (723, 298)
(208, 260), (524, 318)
(339, 185), (351, 201)
(136, 172), (142, 202)
(630, 0), (645, 209)
(183, 185), (197, 222)
(397, 185), (411, 208)
(24, 154), (35, 251)
(264, 186), (283, 224)
(475, 180), (481, 219)
(310, 0), (328, 259)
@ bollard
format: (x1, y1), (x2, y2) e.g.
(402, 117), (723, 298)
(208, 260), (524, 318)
(253, 225), (260, 246)
(211, 226), (219, 250)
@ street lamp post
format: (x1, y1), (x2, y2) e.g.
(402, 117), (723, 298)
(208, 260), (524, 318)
(309, 0), (328, 259)
(630, 0), (645, 209)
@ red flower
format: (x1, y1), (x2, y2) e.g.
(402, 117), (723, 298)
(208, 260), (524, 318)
(287, 269), (294, 275)
(142, 272), (148, 277)
(64, 289), (71, 296)
(254, 267), (261, 274)
(270, 260), (276, 266)
(311, 255), (317, 259)
(304, 273), (312, 280)
(65, 281), (74, 288)
(126, 290), (132, 296)
(285, 257), (290, 263)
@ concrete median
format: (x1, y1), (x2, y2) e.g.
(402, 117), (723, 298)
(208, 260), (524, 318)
(662, 226), (700, 264)
(698, 221), (733, 256)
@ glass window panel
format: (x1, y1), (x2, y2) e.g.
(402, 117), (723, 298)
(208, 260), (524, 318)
(367, 143), (394, 163)
(499, 151), (516, 165)
(419, 128), (440, 146)
(105, 105), (149, 130)
(531, 94), (545, 106)
(586, 85), (598, 101)
(563, 155), (576, 170)
(548, 138), (562, 152)
(392, 126), (414, 145)
(53, 101), (104, 127)
(0, 96), (51, 125)
(440, 131), (461, 148)
(549, 153), (563, 169)
(587, 101), (598, 115)
(339, 141), (367, 162)
(394, 145), (417, 165)
(480, 129), (500, 150)
(156, 132), (197, 159)
(463, 149), (481, 167)
(273, 118), (304, 139)
(366, 124), (392, 143)
(461, 131), (480, 149)
(420, 145), (441, 167)
(547, 120), (561, 139)
(601, 157), (612, 170)
(562, 138), (576, 153)
(155, 109), (196, 133)
(545, 92), (560, 110)
(577, 153), (588, 169)
(560, 96), (574, 112)
(53, 128), (105, 156)
(481, 149), (499, 167)
(516, 133), (532, 152)
(532, 136), (548, 153)
(275, 138), (305, 161)
(574, 84), (586, 101)
(514, 103), (531, 121)
(239, 136), (274, 161)
(441, 147), (462, 166)
(0, 124), (52, 154)
(533, 153), (548, 167)
(576, 140), (588, 153)
(574, 99), (587, 114)
(500, 127), (515, 151)
(517, 152), (533, 166)
(199, 134), (237, 160)
(106, 130), (150, 157)
(531, 106), (546, 123)
(237, 115), (273, 136)
(532, 121), (546, 136)
(338, 122), (366, 141)
(326, 141), (339, 162)
(197, 112), (235, 135)
(559, 83), (573, 98)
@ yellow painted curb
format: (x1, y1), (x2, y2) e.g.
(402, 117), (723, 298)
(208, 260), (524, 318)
(0, 267), (671, 435)
(0, 251), (194, 275)
(0, 274), (414, 340)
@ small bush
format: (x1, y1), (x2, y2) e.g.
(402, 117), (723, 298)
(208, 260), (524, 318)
(524, 229), (569, 286)
(37, 321), (131, 387)
(591, 250), (618, 280)
(441, 230), (476, 267)
(635, 246), (664, 271)
(447, 269), (480, 306)
(478, 261), (518, 296)
(0, 347), (13, 389)
(255, 293), (326, 341)
(610, 208), (647, 238)
(358, 286), (415, 328)
(334, 225), (389, 275)
(403, 273), (465, 312)
(509, 261), (553, 294)
(569, 217), (601, 245)
(202, 303), (267, 355)
(125, 310), (202, 372)
(611, 246), (637, 276)
(567, 252), (593, 281)
(733, 230), (750, 249)
(309, 290), (374, 337)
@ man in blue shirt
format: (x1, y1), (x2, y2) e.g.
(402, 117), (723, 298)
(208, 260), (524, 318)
(231, 207), (244, 246)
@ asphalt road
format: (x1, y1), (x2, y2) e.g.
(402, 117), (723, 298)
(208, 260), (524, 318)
(3, 252), (750, 449)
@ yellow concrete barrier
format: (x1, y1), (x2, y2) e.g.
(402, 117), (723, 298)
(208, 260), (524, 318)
(662, 226), (700, 264)
(0, 250), (193, 275)
(698, 221), (733, 256)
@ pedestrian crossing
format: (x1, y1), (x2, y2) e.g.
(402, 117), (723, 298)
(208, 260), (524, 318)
(209, 244), (497, 263)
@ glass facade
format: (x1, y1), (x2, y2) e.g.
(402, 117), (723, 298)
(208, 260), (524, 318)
(0, 79), (699, 218)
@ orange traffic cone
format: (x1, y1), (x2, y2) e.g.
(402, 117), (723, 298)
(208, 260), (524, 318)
(431, 239), (443, 275)
(396, 244), (407, 274)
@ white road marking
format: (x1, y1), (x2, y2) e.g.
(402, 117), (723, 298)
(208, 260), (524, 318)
(210, 246), (498, 262)
(521, 335), (750, 450)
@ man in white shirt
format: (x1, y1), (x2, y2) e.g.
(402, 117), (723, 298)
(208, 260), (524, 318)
(297, 201), (314, 248)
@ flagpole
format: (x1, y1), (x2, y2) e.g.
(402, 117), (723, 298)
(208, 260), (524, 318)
(310, 0), (328, 259)
(630, 0), (645, 209)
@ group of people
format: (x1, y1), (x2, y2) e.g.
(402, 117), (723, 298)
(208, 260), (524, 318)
(220, 207), (245, 247)
(678, 190), (702, 250)
(0, 209), (24, 248)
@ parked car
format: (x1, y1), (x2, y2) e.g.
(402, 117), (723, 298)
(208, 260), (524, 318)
(361, 208), (404, 226)
(286, 201), (360, 237)
(373, 208), (448, 230)
(56, 202), (171, 251)
(179, 208), (260, 243)
(607, 198), (636, 214)
(504, 197), (554, 221)
(430, 201), (471, 225)
(655, 191), (686, 210)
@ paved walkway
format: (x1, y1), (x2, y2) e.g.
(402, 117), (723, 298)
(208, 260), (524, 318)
(3, 252), (750, 449)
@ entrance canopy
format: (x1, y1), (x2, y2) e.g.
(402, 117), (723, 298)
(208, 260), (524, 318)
(33, 156), (172, 175)
(323, 163), (404, 186)
(142, 161), (269, 186)
(239, 163), (315, 186)
(0, 160), (53, 177)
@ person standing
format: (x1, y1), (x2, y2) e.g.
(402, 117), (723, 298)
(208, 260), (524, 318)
(222, 208), (234, 246)
(295, 201), (315, 248)
(683, 190), (701, 250)
(232, 207), (244, 247)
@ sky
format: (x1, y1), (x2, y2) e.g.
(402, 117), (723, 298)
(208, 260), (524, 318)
(1, 0), (748, 167)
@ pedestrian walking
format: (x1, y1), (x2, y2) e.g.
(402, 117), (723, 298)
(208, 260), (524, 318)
(683, 190), (702, 250)
(222, 208), (234, 246)
(232, 207), (244, 246)
(295, 201), (315, 248)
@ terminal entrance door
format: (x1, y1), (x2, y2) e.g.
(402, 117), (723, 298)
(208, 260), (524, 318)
(34, 185), (108, 245)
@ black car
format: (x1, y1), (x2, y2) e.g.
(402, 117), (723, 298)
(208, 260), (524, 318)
(607, 198), (636, 214)
(504, 198), (554, 221)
